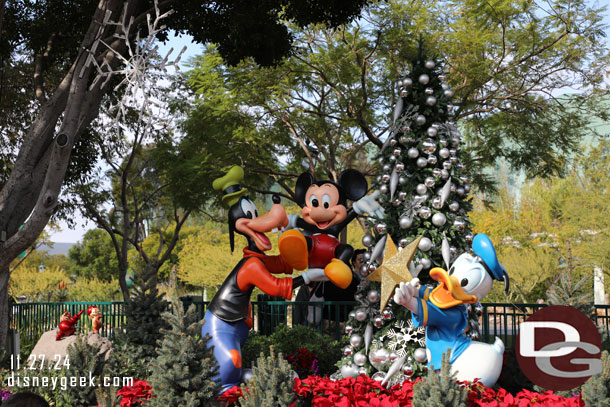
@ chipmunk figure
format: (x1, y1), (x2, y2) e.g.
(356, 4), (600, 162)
(56, 310), (84, 340)
(87, 305), (103, 334)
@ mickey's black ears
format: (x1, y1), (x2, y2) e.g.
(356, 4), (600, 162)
(295, 172), (315, 207)
(338, 169), (368, 201)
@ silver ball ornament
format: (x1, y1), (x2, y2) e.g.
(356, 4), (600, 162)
(420, 258), (432, 269)
(398, 191), (407, 200)
(425, 87), (434, 95)
(432, 212), (447, 226)
(381, 173), (391, 183)
(355, 309), (368, 322)
(403, 78), (413, 87)
(373, 315), (384, 327)
(353, 352), (367, 366)
(416, 183), (427, 195)
(464, 184), (471, 193)
(465, 232), (474, 243)
(395, 162), (405, 172)
(450, 246), (458, 257)
(382, 309), (393, 320)
(432, 196), (443, 209)
(432, 168), (442, 178)
(389, 352), (400, 362)
(449, 201), (459, 212)
(369, 348), (391, 370)
(379, 184), (389, 194)
(426, 96), (437, 106)
(398, 176), (407, 185)
(415, 114), (426, 126)
(444, 89), (454, 98)
(425, 59), (435, 69)
(375, 222), (387, 234)
(358, 367), (367, 375)
(359, 266), (369, 278)
(418, 206), (432, 219)
(441, 169), (450, 179)
(454, 218), (466, 231)
(422, 138), (436, 154)
(362, 234), (374, 247)
(389, 139), (397, 147)
(350, 334), (363, 348)
(427, 127), (438, 137)
(407, 147), (419, 158)
(368, 262), (378, 272)
(424, 176), (436, 187)
(418, 74), (430, 84)
(418, 237), (433, 251)
(439, 148), (450, 159)
(416, 157), (428, 168)
(456, 187), (465, 196)
(392, 147), (402, 157)
(402, 364), (414, 376)
(343, 346), (354, 356)
(367, 290), (380, 303)
(399, 216), (412, 229)
(398, 238), (408, 248)
(400, 88), (408, 97)
(348, 310), (356, 319)
(427, 155), (438, 165)
(414, 348), (427, 363)
(382, 164), (391, 173)
(345, 324), (354, 335)
(443, 160), (452, 170)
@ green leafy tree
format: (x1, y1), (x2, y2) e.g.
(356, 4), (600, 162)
(185, 0), (610, 201)
(69, 229), (120, 281)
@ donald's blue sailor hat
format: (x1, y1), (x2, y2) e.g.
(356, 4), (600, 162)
(472, 234), (509, 292)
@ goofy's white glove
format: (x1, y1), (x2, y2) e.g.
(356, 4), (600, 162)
(393, 278), (420, 314)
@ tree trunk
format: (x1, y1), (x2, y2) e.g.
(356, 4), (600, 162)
(0, 266), (10, 350)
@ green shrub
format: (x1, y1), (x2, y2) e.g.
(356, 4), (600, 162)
(242, 325), (342, 376)
(239, 346), (294, 407)
(582, 350), (610, 407)
(412, 350), (468, 407)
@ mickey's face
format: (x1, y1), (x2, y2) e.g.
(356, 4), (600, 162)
(301, 183), (347, 230)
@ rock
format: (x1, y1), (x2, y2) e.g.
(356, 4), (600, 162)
(28, 330), (114, 367)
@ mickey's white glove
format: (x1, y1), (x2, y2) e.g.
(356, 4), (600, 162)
(353, 191), (385, 219)
(302, 268), (329, 284)
(393, 278), (420, 313)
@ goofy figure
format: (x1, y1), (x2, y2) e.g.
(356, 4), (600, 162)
(203, 166), (330, 393)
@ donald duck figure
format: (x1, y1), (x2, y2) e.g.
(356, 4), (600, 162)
(393, 234), (509, 387)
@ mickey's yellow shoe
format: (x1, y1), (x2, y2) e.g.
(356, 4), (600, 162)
(324, 258), (353, 289)
(278, 229), (309, 271)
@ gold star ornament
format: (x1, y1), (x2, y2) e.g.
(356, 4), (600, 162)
(366, 235), (422, 312)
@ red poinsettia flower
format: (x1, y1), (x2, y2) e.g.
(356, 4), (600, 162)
(117, 380), (152, 407)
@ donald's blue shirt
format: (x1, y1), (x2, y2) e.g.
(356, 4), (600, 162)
(412, 286), (472, 369)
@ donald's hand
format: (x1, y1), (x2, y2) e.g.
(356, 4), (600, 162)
(393, 279), (419, 312)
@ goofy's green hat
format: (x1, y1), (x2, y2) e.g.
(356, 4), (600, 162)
(212, 166), (248, 207)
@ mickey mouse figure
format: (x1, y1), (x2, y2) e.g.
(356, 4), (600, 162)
(279, 169), (384, 288)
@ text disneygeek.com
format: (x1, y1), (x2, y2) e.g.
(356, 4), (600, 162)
(5, 373), (134, 391)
